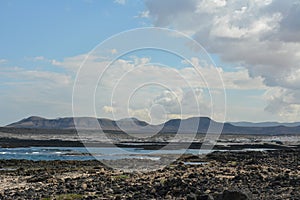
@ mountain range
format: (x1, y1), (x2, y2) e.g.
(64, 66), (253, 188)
(230, 121), (300, 127)
(4, 116), (300, 135)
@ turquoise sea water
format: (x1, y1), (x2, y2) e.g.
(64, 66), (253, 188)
(0, 146), (273, 161)
(0, 147), (210, 161)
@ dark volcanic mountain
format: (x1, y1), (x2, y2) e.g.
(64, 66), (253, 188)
(6, 116), (158, 133)
(7, 116), (101, 130)
(230, 121), (300, 127)
(5, 116), (300, 135)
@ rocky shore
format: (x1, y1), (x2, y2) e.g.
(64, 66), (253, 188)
(0, 137), (296, 151)
(0, 148), (299, 199)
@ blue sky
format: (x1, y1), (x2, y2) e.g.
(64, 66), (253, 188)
(0, 0), (147, 62)
(1, 0), (300, 125)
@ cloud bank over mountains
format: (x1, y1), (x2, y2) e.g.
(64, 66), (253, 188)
(145, 0), (300, 120)
(1, 0), (299, 125)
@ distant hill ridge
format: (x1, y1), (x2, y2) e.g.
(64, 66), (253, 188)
(230, 121), (300, 127)
(5, 116), (300, 135)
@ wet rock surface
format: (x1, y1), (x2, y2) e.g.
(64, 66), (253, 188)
(0, 148), (299, 199)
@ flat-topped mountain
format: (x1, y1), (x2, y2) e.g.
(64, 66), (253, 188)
(6, 116), (152, 132)
(5, 116), (300, 135)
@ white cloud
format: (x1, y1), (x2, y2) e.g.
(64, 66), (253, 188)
(110, 48), (118, 54)
(0, 49), (281, 125)
(32, 56), (45, 61)
(145, 0), (300, 121)
(0, 65), (74, 125)
(1, 66), (72, 86)
(136, 11), (150, 18)
(102, 106), (116, 113)
(0, 59), (7, 64)
(264, 88), (300, 121)
(128, 108), (151, 123)
(0, 48), (271, 125)
(210, 13), (282, 39)
(65, 53), (266, 122)
(51, 59), (62, 66)
(114, 0), (126, 5)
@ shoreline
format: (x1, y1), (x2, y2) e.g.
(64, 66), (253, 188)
(0, 148), (299, 199)
(0, 137), (298, 150)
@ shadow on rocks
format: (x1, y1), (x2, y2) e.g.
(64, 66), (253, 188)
(217, 189), (251, 200)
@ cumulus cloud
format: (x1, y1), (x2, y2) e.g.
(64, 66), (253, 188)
(0, 50), (271, 124)
(128, 108), (151, 123)
(68, 54), (264, 122)
(264, 88), (300, 120)
(145, 0), (300, 120)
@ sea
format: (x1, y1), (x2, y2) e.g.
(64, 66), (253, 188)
(0, 146), (271, 161)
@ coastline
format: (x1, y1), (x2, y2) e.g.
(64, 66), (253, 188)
(0, 148), (299, 199)
(1, 132), (299, 150)
(1, 128), (299, 199)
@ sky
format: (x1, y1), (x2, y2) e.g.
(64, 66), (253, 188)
(1, 0), (300, 125)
